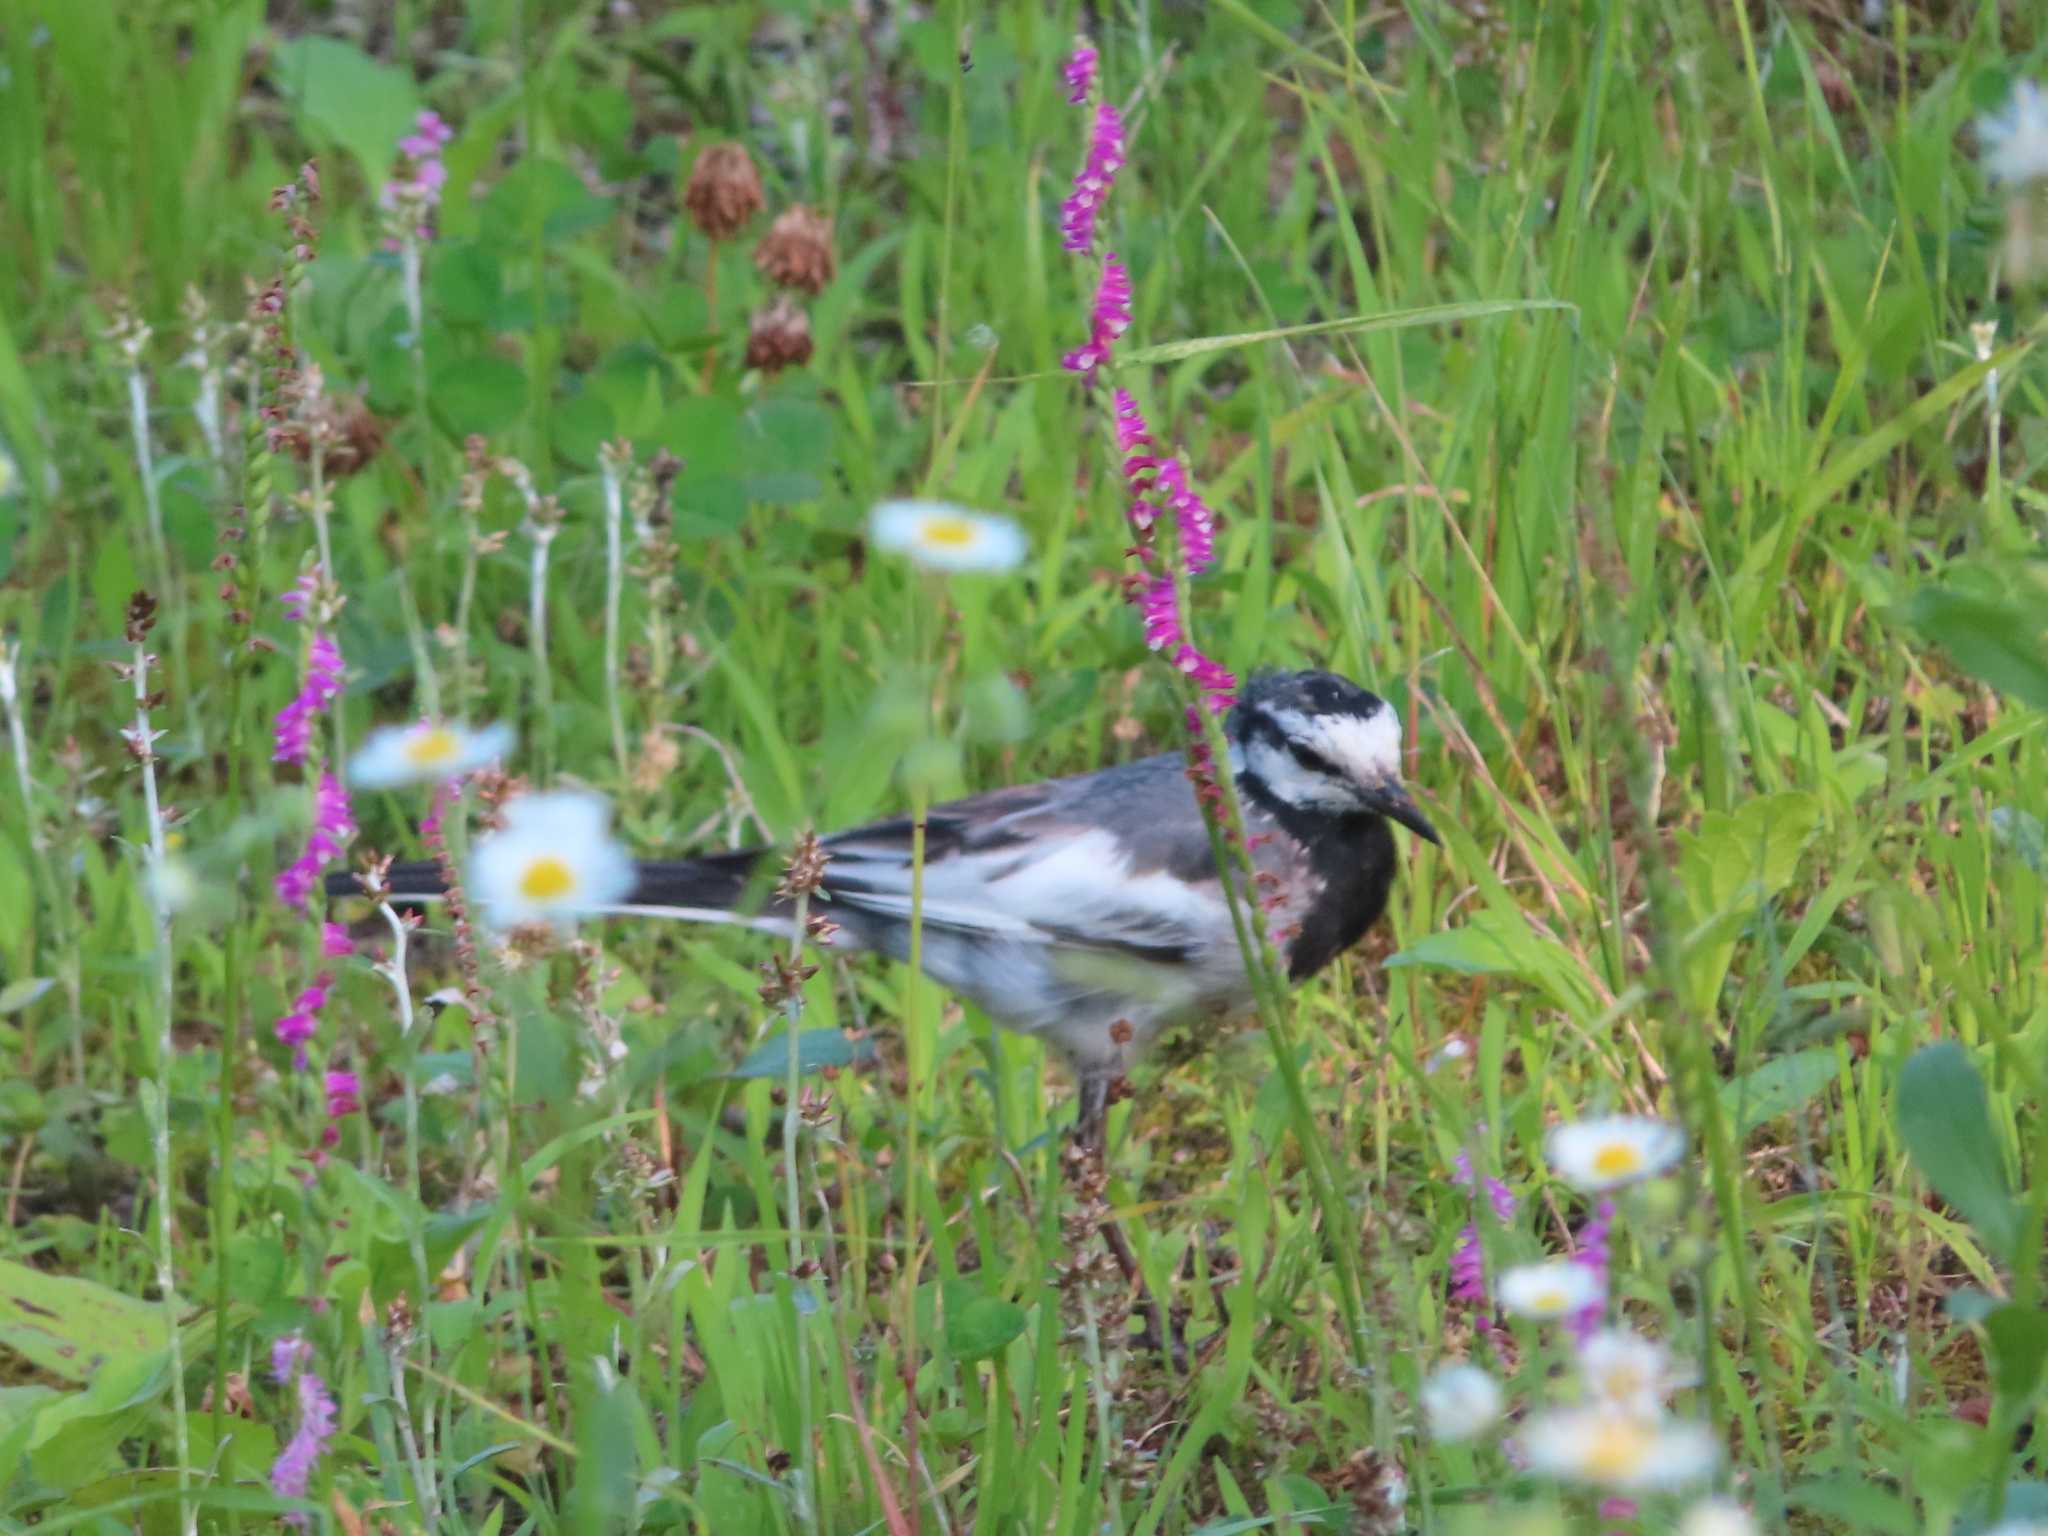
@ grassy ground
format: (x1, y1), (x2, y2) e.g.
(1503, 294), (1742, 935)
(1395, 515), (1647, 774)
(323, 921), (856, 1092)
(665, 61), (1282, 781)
(1, 1), (2046, 1531)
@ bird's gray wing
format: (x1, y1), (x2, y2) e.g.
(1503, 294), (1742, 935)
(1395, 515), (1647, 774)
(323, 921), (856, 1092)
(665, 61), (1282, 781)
(817, 752), (1225, 960)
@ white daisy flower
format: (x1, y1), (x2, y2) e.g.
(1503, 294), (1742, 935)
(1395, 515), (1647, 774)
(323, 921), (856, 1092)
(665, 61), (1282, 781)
(1678, 1498), (1761, 1536)
(1418, 1362), (1504, 1442)
(469, 790), (635, 931)
(1546, 1115), (1685, 1192)
(869, 500), (1027, 573)
(1578, 1328), (1699, 1417)
(1980, 80), (2048, 187)
(1497, 1260), (1603, 1321)
(1520, 1406), (1719, 1491)
(349, 720), (514, 789)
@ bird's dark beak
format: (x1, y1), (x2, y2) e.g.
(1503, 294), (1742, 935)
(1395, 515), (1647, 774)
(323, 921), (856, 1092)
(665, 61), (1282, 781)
(1365, 781), (1440, 845)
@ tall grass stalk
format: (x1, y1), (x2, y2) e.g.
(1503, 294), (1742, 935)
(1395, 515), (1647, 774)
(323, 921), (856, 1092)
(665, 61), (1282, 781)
(125, 600), (194, 1536)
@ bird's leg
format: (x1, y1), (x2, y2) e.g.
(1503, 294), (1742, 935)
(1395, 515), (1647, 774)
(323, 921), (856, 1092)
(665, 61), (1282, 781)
(1074, 1072), (1111, 1153)
(1066, 1071), (1186, 1372)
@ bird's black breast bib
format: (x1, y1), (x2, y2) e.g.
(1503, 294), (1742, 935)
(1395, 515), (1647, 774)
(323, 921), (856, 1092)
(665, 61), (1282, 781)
(1281, 812), (1398, 982)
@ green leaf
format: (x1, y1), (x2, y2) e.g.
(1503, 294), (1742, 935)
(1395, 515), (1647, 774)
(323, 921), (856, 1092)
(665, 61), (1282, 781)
(428, 243), (506, 328)
(943, 1290), (1026, 1363)
(1787, 1475), (1917, 1536)
(0, 978), (52, 1015)
(1896, 1043), (2021, 1262)
(1720, 1049), (1839, 1135)
(0, 1261), (168, 1383)
(725, 1030), (876, 1081)
(1982, 1304), (2048, 1401)
(268, 37), (418, 184)
(428, 353), (528, 438)
(1905, 587), (2048, 712)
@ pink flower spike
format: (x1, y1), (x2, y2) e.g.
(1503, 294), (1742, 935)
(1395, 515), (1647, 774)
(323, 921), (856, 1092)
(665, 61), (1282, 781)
(1059, 102), (1126, 254)
(1062, 253), (1135, 380)
(1153, 459), (1218, 576)
(275, 773), (355, 913)
(270, 1366), (338, 1522)
(1136, 573), (1181, 653)
(321, 922), (355, 958)
(1063, 44), (1098, 106)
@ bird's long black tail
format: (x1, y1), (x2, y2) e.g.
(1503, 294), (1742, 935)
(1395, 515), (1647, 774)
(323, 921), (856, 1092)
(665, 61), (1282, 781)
(322, 849), (783, 916)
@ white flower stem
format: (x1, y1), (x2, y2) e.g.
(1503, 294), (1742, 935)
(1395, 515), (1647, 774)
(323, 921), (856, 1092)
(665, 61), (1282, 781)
(131, 635), (194, 1536)
(528, 523), (556, 776)
(0, 643), (33, 838)
(127, 367), (167, 576)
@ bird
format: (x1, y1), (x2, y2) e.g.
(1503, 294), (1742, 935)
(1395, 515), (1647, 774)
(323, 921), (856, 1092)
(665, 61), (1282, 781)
(331, 668), (1437, 1146)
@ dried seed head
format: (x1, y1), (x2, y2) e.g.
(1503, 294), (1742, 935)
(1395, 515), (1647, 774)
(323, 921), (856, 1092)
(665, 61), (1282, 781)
(682, 142), (764, 240)
(777, 830), (829, 899)
(124, 590), (159, 645)
(753, 204), (836, 295)
(744, 298), (814, 375)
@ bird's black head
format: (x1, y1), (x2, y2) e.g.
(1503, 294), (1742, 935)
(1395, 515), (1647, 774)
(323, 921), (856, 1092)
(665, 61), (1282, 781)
(1226, 670), (1439, 842)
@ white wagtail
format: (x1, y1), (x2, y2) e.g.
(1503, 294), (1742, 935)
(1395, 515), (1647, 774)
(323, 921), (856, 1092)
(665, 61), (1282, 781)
(338, 669), (1436, 1142)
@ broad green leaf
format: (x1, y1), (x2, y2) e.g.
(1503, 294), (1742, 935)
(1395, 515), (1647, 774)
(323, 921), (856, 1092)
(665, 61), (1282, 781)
(1675, 791), (1821, 1014)
(0, 1261), (167, 1383)
(725, 1029), (876, 1081)
(428, 353), (528, 438)
(1905, 588), (2048, 712)
(1787, 1475), (1917, 1536)
(1984, 1304), (2048, 1401)
(1896, 1043), (2021, 1262)
(1720, 1048), (1839, 1135)
(268, 37), (418, 183)
(943, 1292), (1027, 1363)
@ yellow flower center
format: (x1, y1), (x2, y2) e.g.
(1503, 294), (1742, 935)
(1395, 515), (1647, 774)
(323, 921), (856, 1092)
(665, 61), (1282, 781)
(519, 856), (577, 902)
(918, 516), (977, 548)
(1580, 1416), (1652, 1480)
(1532, 1288), (1567, 1313)
(405, 726), (461, 766)
(1592, 1142), (1643, 1179)
(1599, 1364), (1649, 1400)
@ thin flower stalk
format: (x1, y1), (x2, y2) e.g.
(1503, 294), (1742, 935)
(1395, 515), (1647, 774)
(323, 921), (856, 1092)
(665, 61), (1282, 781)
(121, 594), (195, 1536)
(599, 440), (632, 778)
(1055, 42), (1370, 1357)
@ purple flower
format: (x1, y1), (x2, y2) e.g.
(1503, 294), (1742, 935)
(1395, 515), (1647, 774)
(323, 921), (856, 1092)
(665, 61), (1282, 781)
(321, 921), (355, 958)
(1063, 44), (1098, 106)
(273, 631), (344, 766)
(270, 1361), (338, 1522)
(270, 1333), (312, 1385)
(1154, 458), (1217, 575)
(1062, 251), (1134, 377)
(1059, 102), (1125, 254)
(274, 973), (334, 1068)
(397, 110), (453, 159)
(1450, 1224), (1487, 1304)
(281, 567), (320, 624)
(1568, 1197), (1617, 1344)
(275, 772), (355, 913)
(382, 109), (455, 232)
(1450, 1149), (1519, 1310)
(1137, 573), (1181, 652)
(324, 1070), (361, 1120)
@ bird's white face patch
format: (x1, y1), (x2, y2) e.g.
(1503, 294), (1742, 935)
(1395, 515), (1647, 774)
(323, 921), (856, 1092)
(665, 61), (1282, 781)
(1254, 700), (1404, 812)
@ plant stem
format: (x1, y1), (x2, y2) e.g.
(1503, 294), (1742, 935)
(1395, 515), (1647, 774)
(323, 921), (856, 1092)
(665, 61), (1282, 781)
(131, 624), (195, 1536)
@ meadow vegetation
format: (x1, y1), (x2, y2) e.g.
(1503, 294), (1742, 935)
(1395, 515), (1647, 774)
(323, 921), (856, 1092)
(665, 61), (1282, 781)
(0, 2), (2046, 1532)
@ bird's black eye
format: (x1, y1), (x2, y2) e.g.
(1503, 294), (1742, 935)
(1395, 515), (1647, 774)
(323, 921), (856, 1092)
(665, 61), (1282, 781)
(1286, 740), (1332, 774)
